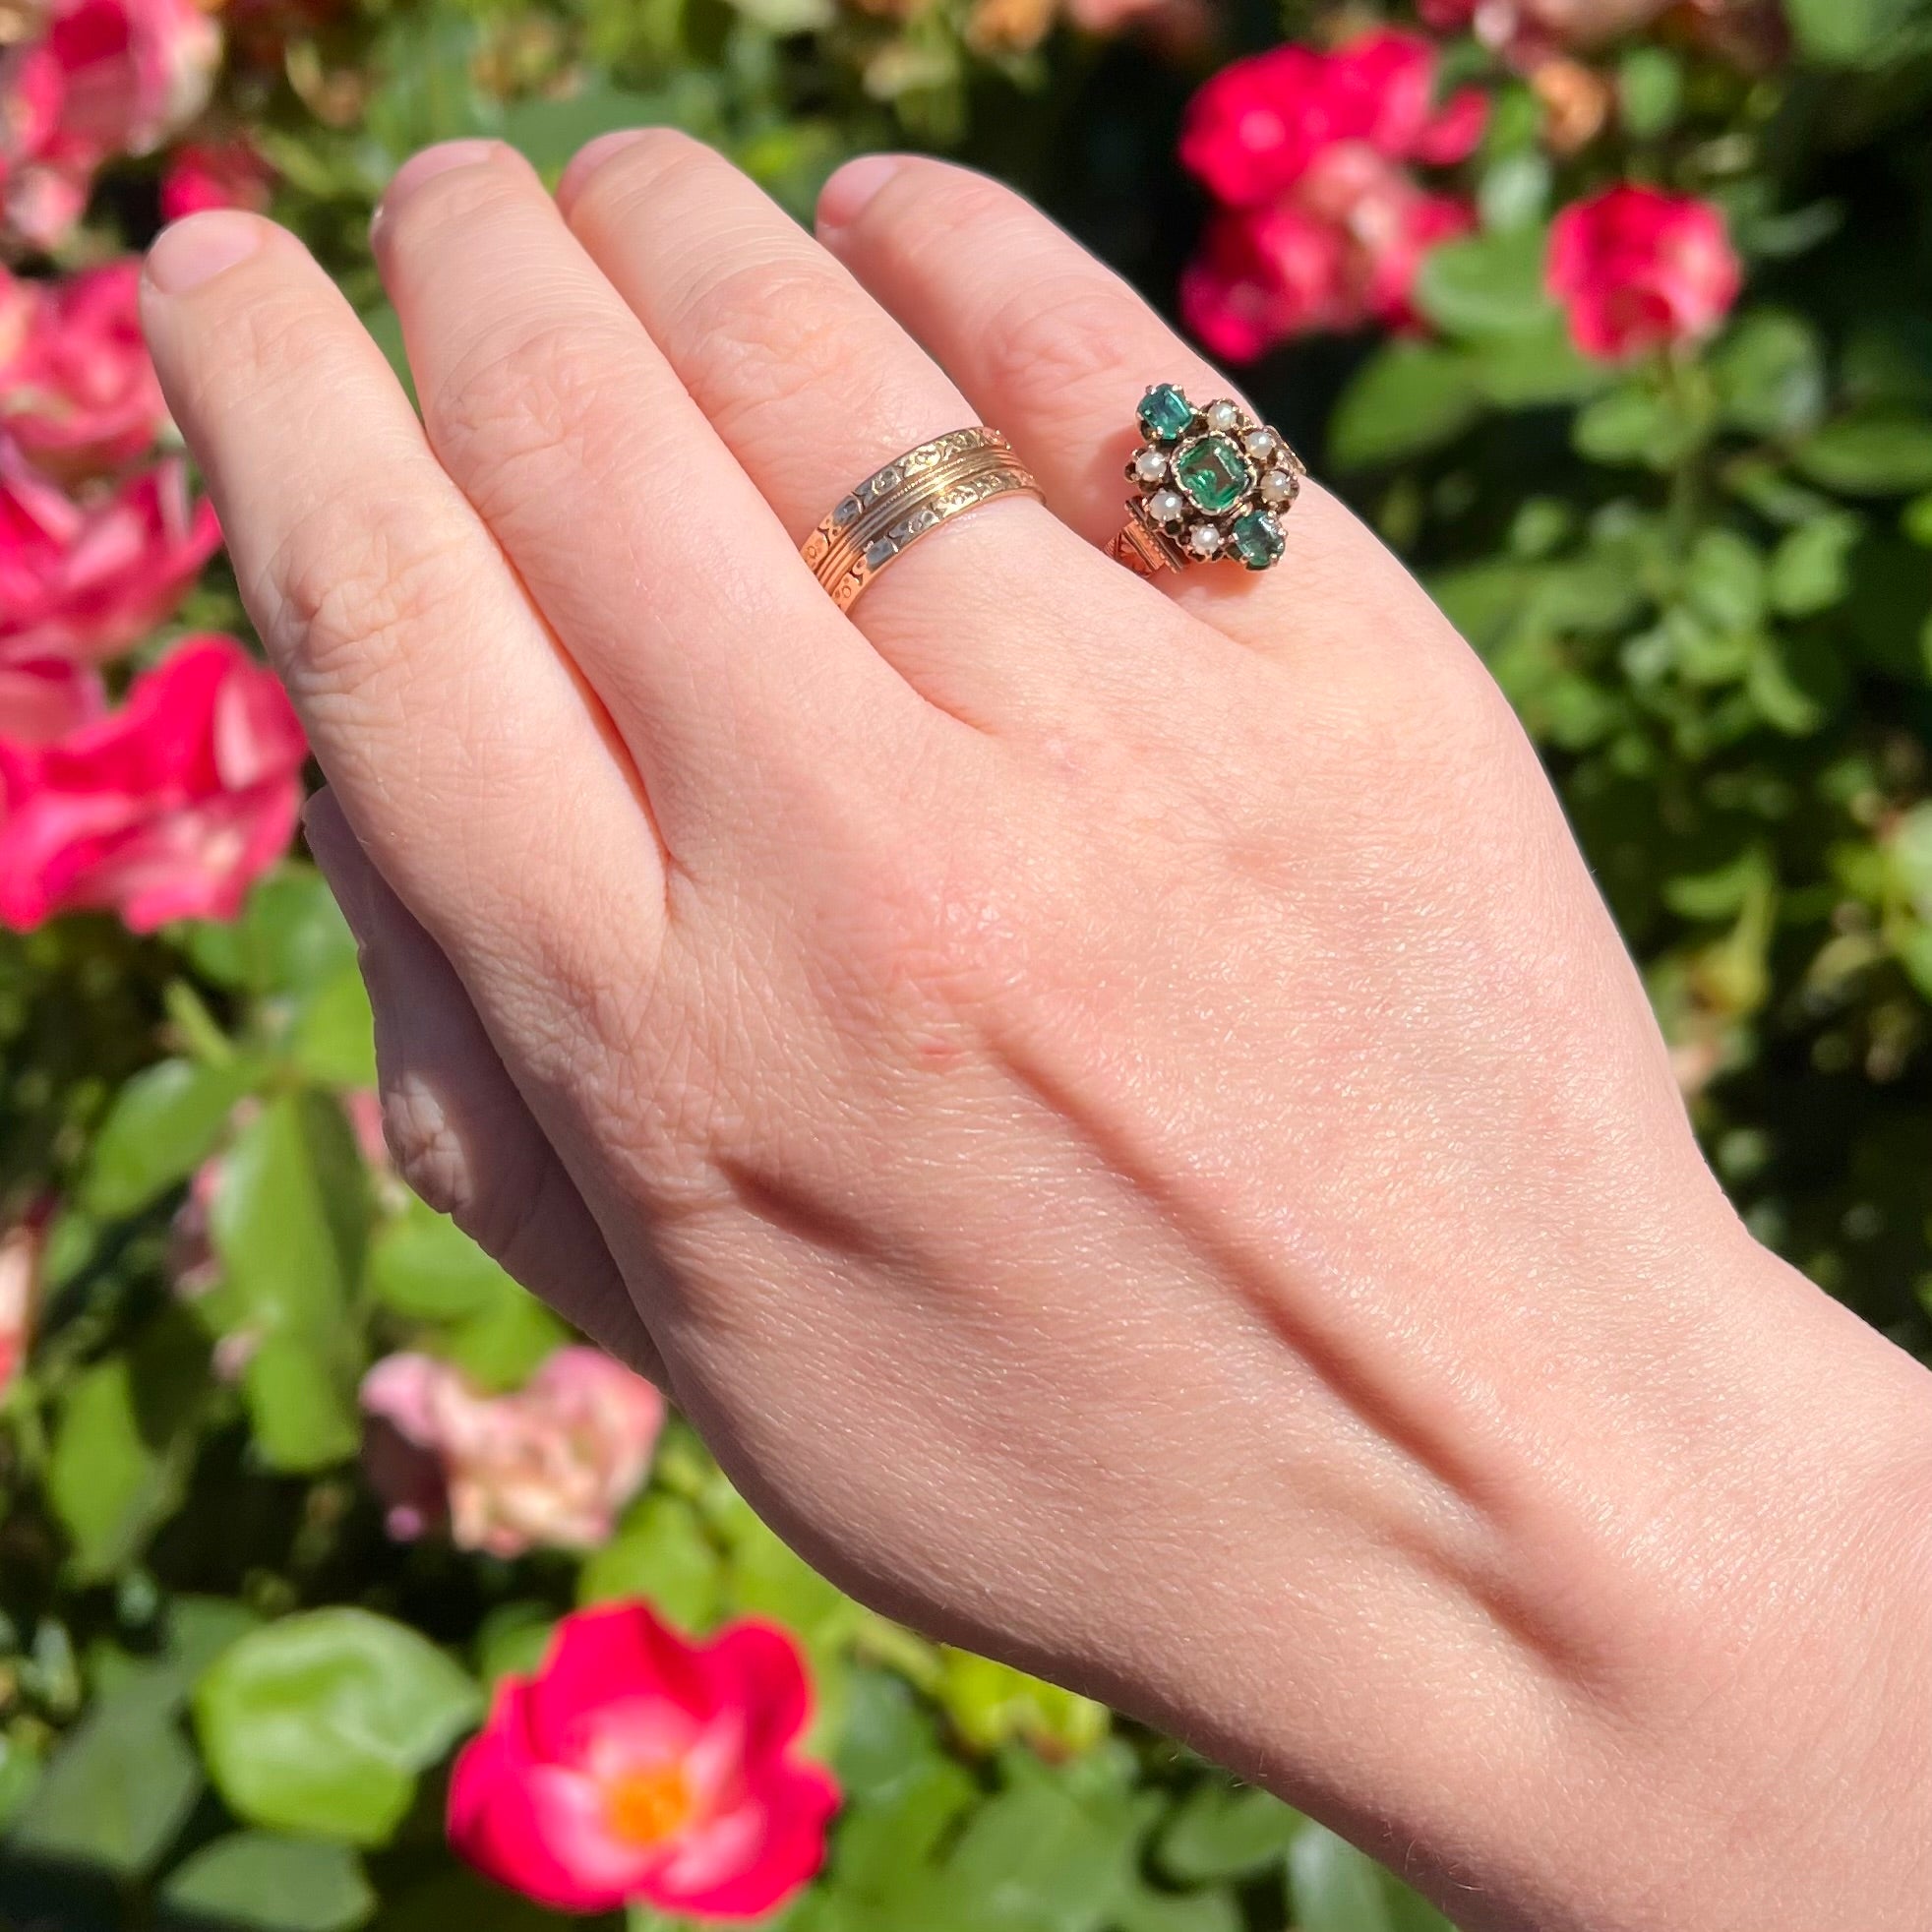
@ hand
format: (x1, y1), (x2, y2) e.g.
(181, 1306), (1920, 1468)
(141, 134), (1932, 1932)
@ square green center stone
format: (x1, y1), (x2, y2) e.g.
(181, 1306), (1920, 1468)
(1175, 434), (1253, 514)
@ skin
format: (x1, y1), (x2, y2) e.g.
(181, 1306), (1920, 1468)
(140, 134), (1932, 1931)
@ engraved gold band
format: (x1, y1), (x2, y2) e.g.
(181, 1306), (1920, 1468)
(802, 427), (1042, 611)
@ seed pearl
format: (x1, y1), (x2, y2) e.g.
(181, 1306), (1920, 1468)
(1246, 429), (1281, 462)
(1148, 489), (1185, 525)
(1206, 400), (1241, 433)
(1132, 448), (1169, 485)
(1259, 469), (1297, 507)
(1188, 521), (1223, 556)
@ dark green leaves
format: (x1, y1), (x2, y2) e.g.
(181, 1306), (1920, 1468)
(1329, 344), (1482, 470)
(193, 1610), (480, 1846)
(207, 1092), (368, 1471)
(83, 1057), (255, 1219)
(160, 1833), (376, 1932)
(1795, 411), (1932, 494)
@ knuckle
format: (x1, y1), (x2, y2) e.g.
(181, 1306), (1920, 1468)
(979, 271), (1136, 411)
(429, 315), (640, 520)
(257, 495), (477, 699)
(675, 257), (857, 425)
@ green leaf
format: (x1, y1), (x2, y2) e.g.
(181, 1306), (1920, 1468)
(83, 1057), (256, 1219)
(182, 867), (358, 998)
(1116, 1889), (1241, 1932)
(1575, 382), (1706, 468)
(7, 1664), (203, 1877)
(500, 84), (675, 172)
(936, 1650), (1107, 1759)
(1795, 411), (1932, 494)
(578, 1492), (725, 1630)
(366, 1198), (513, 1322)
(1327, 343), (1481, 470)
(1616, 45), (1682, 136)
(1412, 227), (1553, 341)
(46, 1313), (207, 1581)
(1683, 529), (1766, 631)
(210, 1091), (367, 1472)
(438, 1283), (573, 1393)
(287, 965), (378, 1089)
(1782, 0), (1927, 61)
(1713, 311), (1826, 439)
(1287, 1825), (1395, 1932)
(1768, 513), (1862, 615)
(939, 1778), (1138, 1932)
(1468, 318), (1606, 408)
(241, 1337), (362, 1471)
(193, 1608), (481, 1847)
(160, 1833), (375, 1932)
(1157, 1781), (1300, 1883)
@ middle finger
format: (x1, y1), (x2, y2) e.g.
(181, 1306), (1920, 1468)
(555, 129), (1204, 729)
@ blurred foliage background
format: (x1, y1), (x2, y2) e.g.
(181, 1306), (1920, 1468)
(1, 0), (1929, 1920)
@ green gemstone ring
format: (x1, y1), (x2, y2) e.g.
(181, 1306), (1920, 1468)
(1108, 384), (1304, 578)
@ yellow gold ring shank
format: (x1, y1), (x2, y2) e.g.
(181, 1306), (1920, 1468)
(802, 427), (1042, 611)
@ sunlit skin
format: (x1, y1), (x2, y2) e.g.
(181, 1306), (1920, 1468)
(139, 131), (1932, 1932)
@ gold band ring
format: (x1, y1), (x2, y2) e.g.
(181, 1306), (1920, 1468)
(803, 427), (1042, 611)
(1109, 385), (1303, 578)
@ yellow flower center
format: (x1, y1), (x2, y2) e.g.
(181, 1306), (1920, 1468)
(604, 1763), (696, 1847)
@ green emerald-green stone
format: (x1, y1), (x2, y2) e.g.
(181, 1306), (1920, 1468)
(1174, 434), (1254, 515)
(1232, 508), (1285, 571)
(1137, 385), (1195, 443)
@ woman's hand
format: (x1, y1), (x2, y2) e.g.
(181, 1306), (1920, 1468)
(141, 134), (1932, 1932)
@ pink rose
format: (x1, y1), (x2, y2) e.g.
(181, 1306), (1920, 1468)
(0, 451), (220, 669)
(1182, 143), (1475, 360)
(360, 1346), (666, 1558)
(0, 0), (219, 247)
(0, 658), (102, 744)
(0, 634), (305, 932)
(1179, 30), (1486, 209)
(1546, 183), (1741, 359)
(449, 1601), (839, 1918)
(0, 262), (167, 482)
(160, 137), (272, 220)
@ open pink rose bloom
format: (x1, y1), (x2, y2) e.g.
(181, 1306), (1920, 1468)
(1546, 182), (1741, 358)
(450, 1601), (841, 1917)
(1177, 30), (1485, 358)
(360, 1345), (666, 1557)
(0, 634), (305, 932)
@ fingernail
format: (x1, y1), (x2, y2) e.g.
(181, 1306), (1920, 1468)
(556, 130), (652, 216)
(376, 139), (500, 231)
(144, 211), (264, 294)
(816, 154), (907, 238)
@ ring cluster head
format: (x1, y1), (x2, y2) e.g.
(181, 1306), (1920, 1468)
(1126, 385), (1302, 573)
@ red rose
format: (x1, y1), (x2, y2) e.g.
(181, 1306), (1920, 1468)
(1179, 29), (1486, 209)
(1181, 142), (1476, 361)
(0, 0), (220, 248)
(0, 634), (305, 932)
(1546, 183), (1741, 359)
(0, 261), (168, 481)
(0, 659), (103, 744)
(0, 451), (219, 668)
(449, 1600), (839, 1919)
(160, 137), (273, 221)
